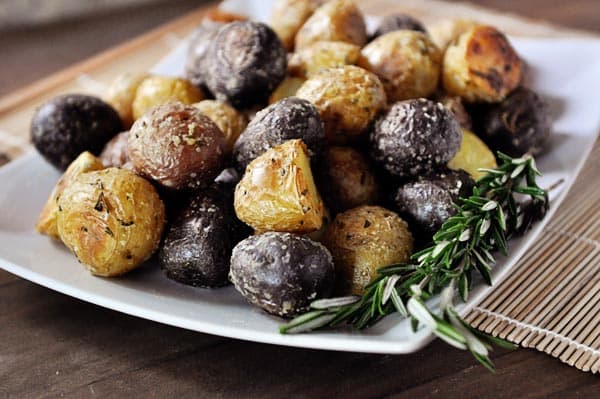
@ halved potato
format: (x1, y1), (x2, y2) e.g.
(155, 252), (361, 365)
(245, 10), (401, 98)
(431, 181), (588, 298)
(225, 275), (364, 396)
(448, 129), (497, 179)
(234, 139), (324, 234)
(36, 151), (104, 240)
(442, 25), (522, 103)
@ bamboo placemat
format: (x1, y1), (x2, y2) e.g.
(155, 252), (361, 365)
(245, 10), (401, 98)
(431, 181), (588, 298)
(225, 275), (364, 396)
(0, 0), (598, 373)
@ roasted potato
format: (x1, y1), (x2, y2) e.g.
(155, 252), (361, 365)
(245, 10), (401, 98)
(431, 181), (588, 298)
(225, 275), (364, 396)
(358, 31), (441, 102)
(436, 94), (472, 130)
(448, 129), (497, 179)
(429, 18), (476, 52)
(323, 206), (413, 295)
(159, 187), (244, 288)
(233, 97), (325, 171)
(370, 99), (462, 178)
(269, 0), (321, 50)
(318, 147), (380, 214)
(288, 41), (360, 78)
(192, 100), (248, 154)
(31, 94), (122, 170)
(36, 152), (104, 240)
(268, 77), (306, 104)
(128, 102), (226, 191)
(57, 168), (165, 277)
(472, 87), (550, 156)
(370, 13), (427, 40)
(393, 169), (474, 236)
(131, 76), (204, 121)
(296, 65), (386, 144)
(204, 21), (287, 108)
(295, 0), (367, 50)
(100, 131), (132, 169)
(234, 139), (324, 234)
(103, 72), (149, 128)
(230, 232), (335, 317)
(442, 25), (522, 103)
(184, 19), (224, 90)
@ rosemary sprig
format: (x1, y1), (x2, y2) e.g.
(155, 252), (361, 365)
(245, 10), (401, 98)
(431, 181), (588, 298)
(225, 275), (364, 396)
(280, 153), (549, 371)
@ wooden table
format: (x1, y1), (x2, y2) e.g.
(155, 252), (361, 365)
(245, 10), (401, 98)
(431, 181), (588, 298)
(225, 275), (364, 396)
(1, 1), (599, 397)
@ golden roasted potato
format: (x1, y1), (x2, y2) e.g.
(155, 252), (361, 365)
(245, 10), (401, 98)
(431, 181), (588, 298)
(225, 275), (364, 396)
(358, 31), (441, 102)
(448, 129), (497, 180)
(296, 65), (386, 143)
(442, 25), (522, 103)
(319, 147), (380, 213)
(268, 76), (306, 104)
(289, 41), (360, 78)
(36, 152), (104, 240)
(192, 100), (248, 153)
(323, 206), (413, 295)
(131, 76), (204, 120)
(429, 18), (476, 52)
(57, 168), (165, 277)
(269, 0), (321, 50)
(234, 139), (324, 234)
(103, 72), (149, 128)
(295, 0), (367, 50)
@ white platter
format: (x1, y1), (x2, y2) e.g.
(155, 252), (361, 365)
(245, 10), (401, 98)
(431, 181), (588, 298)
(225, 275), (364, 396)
(1, 1), (600, 354)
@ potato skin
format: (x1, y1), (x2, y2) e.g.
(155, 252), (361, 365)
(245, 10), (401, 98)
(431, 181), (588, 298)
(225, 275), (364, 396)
(230, 232), (335, 317)
(436, 94), (472, 130)
(234, 139), (324, 234)
(268, 77), (306, 104)
(57, 168), (165, 277)
(36, 152), (104, 240)
(192, 100), (248, 154)
(31, 94), (122, 170)
(131, 76), (204, 120)
(233, 97), (325, 171)
(159, 187), (244, 288)
(103, 73), (149, 128)
(442, 25), (522, 103)
(371, 14), (427, 39)
(393, 169), (474, 236)
(323, 206), (413, 295)
(318, 147), (380, 214)
(184, 20), (224, 90)
(100, 131), (133, 169)
(370, 99), (462, 178)
(296, 65), (386, 144)
(128, 102), (226, 191)
(429, 18), (476, 52)
(295, 0), (367, 50)
(204, 21), (287, 108)
(288, 41), (360, 78)
(269, 0), (321, 51)
(358, 31), (441, 102)
(472, 87), (550, 157)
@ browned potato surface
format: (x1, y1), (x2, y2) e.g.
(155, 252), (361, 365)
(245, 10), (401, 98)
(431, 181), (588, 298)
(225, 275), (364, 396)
(442, 25), (522, 102)
(36, 152), (104, 240)
(319, 147), (380, 213)
(192, 100), (248, 154)
(57, 168), (165, 277)
(358, 31), (441, 102)
(103, 72), (149, 128)
(234, 139), (324, 234)
(296, 65), (386, 143)
(270, 0), (321, 51)
(295, 0), (367, 50)
(128, 102), (226, 191)
(289, 41), (360, 78)
(131, 76), (204, 120)
(268, 77), (306, 104)
(323, 206), (413, 295)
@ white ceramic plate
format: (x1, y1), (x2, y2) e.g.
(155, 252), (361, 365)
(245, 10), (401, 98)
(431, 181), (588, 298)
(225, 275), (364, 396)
(2, 1), (600, 354)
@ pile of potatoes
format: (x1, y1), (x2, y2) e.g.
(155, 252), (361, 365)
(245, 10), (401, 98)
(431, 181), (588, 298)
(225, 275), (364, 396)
(32, 0), (550, 318)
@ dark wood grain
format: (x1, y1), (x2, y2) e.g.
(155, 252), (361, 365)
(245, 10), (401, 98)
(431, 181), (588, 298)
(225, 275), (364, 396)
(1, 1), (600, 398)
